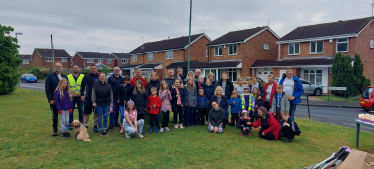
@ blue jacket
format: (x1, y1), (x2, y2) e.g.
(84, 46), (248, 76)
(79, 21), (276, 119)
(280, 117), (301, 135)
(197, 95), (209, 109)
(279, 75), (304, 104)
(45, 72), (68, 102)
(54, 88), (73, 111)
(171, 88), (186, 112)
(203, 85), (215, 101)
(229, 97), (242, 113)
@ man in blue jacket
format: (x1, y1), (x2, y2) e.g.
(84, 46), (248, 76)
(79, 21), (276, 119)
(45, 62), (68, 136)
(279, 67), (304, 118)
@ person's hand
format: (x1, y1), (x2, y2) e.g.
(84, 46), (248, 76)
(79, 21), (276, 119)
(286, 123), (290, 127)
(246, 122), (251, 125)
(258, 96), (261, 100)
(135, 128), (138, 134)
(181, 105), (184, 107)
(233, 101), (235, 104)
(243, 127), (245, 131)
(239, 111), (241, 114)
(77, 92), (81, 97)
(283, 123), (287, 127)
(81, 96), (85, 102)
(49, 100), (55, 105)
(124, 101), (126, 104)
(261, 132), (265, 136)
(69, 109), (73, 113)
(176, 94), (179, 98)
(153, 104), (156, 107)
(58, 110), (62, 114)
(290, 96), (295, 100)
(255, 105), (258, 108)
(110, 103), (113, 107)
(196, 110), (198, 113)
(252, 109), (254, 112)
(72, 93), (77, 97)
(117, 100), (120, 103)
(214, 127), (218, 133)
(181, 85), (184, 89)
(93, 103), (97, 107)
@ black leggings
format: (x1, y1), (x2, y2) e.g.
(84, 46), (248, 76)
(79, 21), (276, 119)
(279, 126), (295, 140)
(137, 114), (144, 120)
(161, 111), (170, 128)
(230, 113), (239, 127)
(173, 105), (183, 124)
(260, 131), (276, 140)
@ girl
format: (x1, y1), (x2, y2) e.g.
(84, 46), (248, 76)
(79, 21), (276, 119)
(54, 78), (73, 138)
(131, 80), (148, 134)
(123, 100), (144, 139)
(118, 75), (134, 134)
(209, 86), (229, 128)
(171, 79), (186, 129)
(159, 80), (172, 132)
(251, 87), (263, 123)
(185, 78), (197, 127)
(208, 101), (224, 134)
(236, 111), (251, 136)
(187, 71), (195, 82)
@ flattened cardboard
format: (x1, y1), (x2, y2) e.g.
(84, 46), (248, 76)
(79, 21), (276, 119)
(335, 149), (374, 169)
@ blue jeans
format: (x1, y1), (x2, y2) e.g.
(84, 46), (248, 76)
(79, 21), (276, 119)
(96, 105), (110, 130)
(69, 97), (84, 124)
(110, 100), (120, 125)
(184, 107), (195, 126)
(289, 100), (297, 118)
(225, 110), (229, 120)
(124, 119), (144, 135)
(119, 105), (125, 124)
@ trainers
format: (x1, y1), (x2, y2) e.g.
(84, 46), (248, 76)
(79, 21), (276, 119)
(125, 132), (130, 139)
(93, 126), (99, 133)
(114, 123), (121, 128)
(155, 127), (159, 133)
(165, 127), (170, 131)
(174, 124), (178, 129)
(284, 139), (292, 143)
(66, 125), (70, 130)
(180, 124), (183, 129)
(99, 130), (104, 136)
(66, 132), (71, 138)
(160, 128), (164, 133)
(247, 133), (251, 136)
(103, 130), (108, 136)
(205, 121), (208, 125)
(120, 127), (124, 134)
(108, 124), (114, 131)
(240, 132), (244, 135)
(136, 133), (144, 138)
(62, 132), (67, 138)
(53, 128), (58, 136)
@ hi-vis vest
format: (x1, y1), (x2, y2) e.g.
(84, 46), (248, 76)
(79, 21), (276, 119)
(240, 94), (253, 111)
(67, 74), (84, 94)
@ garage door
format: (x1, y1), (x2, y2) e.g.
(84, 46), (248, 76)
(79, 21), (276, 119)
(256, 69), (273, 83)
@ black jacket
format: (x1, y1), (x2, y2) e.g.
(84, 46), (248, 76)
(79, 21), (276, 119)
(209, 95), (229, 112)
(118, 84), (134, 104)
(146, 80), (161, 96)
(164, 77), (175, 90)
(174, 73), (185, 85)
(170, 88), (186, 112)
(248, 83), (265, 98)
(107, 74), (124, 100)
(131, 90), (149, 115)
(45, 72), (68, 102)
(80, 73), (100, 99)
(92, 82), (112, 106)
(237, 117), (251, 128)
(209, 107), (225, 127)
(215, 79), (234, 98)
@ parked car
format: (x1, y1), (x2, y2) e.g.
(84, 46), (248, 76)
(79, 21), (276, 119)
(360, 86), (374, 111)
(275, 78), (323, 96)
(234, 77), (266, 88)
(21, 74), (38, 83)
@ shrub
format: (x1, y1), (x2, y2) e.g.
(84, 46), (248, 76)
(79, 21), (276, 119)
(331, 52), (358, 97)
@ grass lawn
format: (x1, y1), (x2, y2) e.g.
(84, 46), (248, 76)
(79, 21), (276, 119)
(1, 89), (373, 168)
(318, 94), (361, 103)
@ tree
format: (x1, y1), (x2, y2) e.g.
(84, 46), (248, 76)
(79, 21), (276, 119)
(353, 53), (371, 93)
(0, 24), (22, 94)
(331, 52), (358, 97)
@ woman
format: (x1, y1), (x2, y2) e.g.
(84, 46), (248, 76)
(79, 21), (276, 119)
(132, 80), (148, 134)
(146, 72), (161, 128)
(209, 86), (229, 128)
(249, 106), (280, 140)
(208, 72), (216, 87)
(262, 74), (278, 111)
(234, 77), (245, 95)
(214, 72), (234, 125)
(118, 75), (134, 134)
(208, 101), (224, 134)
(92, 72), (113, 136)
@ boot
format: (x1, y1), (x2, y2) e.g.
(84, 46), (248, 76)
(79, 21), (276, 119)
(99, 130), (104, 136)
(149, 126), (153, 133)
(120, 123), (124, 134)
(155, 126), (159, 133)
(52, 128), (58, 136)
(108, 124), (114, 131)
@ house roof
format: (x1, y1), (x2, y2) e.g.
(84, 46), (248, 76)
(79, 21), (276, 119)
(204, 61), (242, 68)
(19, 54), (32, 60)
(75, 52), (115, 59)
(111, 53), (129, 59)
(138, 63), (162, 69)
(206, 26), (279, 46)
(34, 48), (70, 58)
(129, 33), (211, 54)
(251, 57), (333, 68)
(166, 60), (241, 69)
(119, 64), (143, 69)
(278, 17), (373, 42)
(165, 61), (199, 69)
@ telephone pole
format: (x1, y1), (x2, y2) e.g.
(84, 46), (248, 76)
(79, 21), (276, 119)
(51, 34), (54, 69)
(187, 0), (192, 73)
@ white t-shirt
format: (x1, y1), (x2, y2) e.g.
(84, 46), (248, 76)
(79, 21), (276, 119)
(283, 78), (294, 97)
(222, 81), (226, 95)
(57, 74), (62, 80)
(265, 84), (272, 102)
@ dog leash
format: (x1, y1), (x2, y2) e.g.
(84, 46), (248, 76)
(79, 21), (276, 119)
(83, 110), (111, 128)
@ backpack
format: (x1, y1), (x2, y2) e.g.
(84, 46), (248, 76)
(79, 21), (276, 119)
(293, 121), (301, 136)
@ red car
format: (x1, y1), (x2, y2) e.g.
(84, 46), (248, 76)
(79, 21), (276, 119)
(360, 86), (374, 111)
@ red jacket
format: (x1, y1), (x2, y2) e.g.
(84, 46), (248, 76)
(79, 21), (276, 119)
(130, 76), (147, 88)
(262, 81), (278, 105)
(251, 112), (281, 140)
(148, 95), (161, 115)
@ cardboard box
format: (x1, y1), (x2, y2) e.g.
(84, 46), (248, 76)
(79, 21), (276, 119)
(335, 149), (374, 169)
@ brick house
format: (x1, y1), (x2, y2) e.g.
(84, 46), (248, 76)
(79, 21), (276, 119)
(30, 48), (71, 69)
(251, 17), (374, 93)
(72, 52), (117, 69)
(19, 54), (32, 67)
(125, 33), (211, 80)
(111, 53), (129, 67)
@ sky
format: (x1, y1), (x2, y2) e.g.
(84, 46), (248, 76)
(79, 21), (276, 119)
(1, 0), (373, 56)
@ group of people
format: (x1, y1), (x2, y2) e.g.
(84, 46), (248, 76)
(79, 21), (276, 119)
(45, 62), (303, 142)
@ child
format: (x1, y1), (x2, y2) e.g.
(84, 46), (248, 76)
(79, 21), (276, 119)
(196, 89), (209, 125)
(240, 86), (255, 116)
(251, 87), (263, 123)
(280, 110), (301, 143)
(171, 79), (186, 129)
(229, 90), (242, 127)
(270, 85), (290, 123)
(196, 76), (205, 90)
(185, 77), (197, 127)
(118, 75), (134, 134)
(236, 111), (251, 136)
(203, 79), (215, 109)
(159, 80), (172, 132)
(123, 100), (144, 139)
(132, 80), (148, 134)
(54, 78), (73, 138)
(148, 87), (161, 133)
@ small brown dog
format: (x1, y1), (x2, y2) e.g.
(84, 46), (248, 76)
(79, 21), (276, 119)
(71, 120), (91, 142)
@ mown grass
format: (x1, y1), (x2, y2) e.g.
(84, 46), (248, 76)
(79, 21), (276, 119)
(318, 94), (361, 103)
(1, 89), (373, 168)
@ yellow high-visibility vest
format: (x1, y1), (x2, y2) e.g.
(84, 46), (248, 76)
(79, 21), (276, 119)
(240, 94), (253, 111)
(67, 74), (84, 94)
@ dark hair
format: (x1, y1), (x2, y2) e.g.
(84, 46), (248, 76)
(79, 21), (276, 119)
(123, 75), (130, 81)
(90, 64), (97, 68)
(73, 64), (79, 68)
(125, 102), (136, 112)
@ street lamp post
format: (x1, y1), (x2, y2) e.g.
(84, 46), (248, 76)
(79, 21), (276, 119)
(15, 32), (23, 88)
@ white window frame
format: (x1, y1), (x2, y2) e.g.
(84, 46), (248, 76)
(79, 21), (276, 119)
(206, 50), (208, 57)
(23, 60), (29, 64)
(310, 41), (323, 54)
(132, 54), (137, 62)
(46, 57), (52, 62)
(228, 44), (237, 55)
(336, 38), (348, 52)
(288, 43), (300, 55)
(303, 69), (323, 85)
(166, 50), (173, 59)
(121, 59), (128, 64)
(147, 53), (154, 61)
(61, 58), (67, 62)
(107, 59), (112, 64)
(219, 68), (237, 82)
(214, 46), (223, 56)
(98, 59), (103, 64)
(264, 44), (269, 50)
(87, 59), (94, 63)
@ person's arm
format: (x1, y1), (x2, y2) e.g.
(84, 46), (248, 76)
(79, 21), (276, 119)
(250, 117), (261, 128)
(144, 91), (149, 110)
(285, 95), (290, 111)
(263, 117), (278, 134)
(158, 91), (165, 100)
(80, 75), (86, 96)
(182, 90), (187, 105)
(91, 87), (96, 104)
(168, 90), (172, 100)
(119, 86), (123, 102)
(239, 98), (242, 112)
(217, 109), (225, 126)
(293, 79), (305, 99)
(54, 90), (61, 111)
(133, 111), (138, 131)
(228, 98), (234, 106)
(148, 96), (152, 109)
(260, 85), (265, 98)
(45, 75), (53, 102)
(156, 97), (161, 108)
(110, 89), (113, 103)
(236, 118), (243, 128)
(270, 95), (276, 113)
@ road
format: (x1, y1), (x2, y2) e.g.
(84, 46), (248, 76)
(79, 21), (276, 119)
(19, 81), (45, 92)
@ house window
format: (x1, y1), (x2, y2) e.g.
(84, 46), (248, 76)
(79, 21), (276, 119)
(264, 44), (269, 50)
(147, 53), (153, 61)
(141, 69), (154, 80)
(204, 69), (217, 79)
(337, 38), (348, 52)
(46, 57), (52, 62)
(206, 50), (208, 57)
(288, 43), (300, 55)
(370, 40), (373, 49)
(98, 59), (103, 64)
(218, 69), (237, 82)
(23, 60), (29, 64)
(303, 70), (322, 85)
(310, 41), (323, 54)
(214, 46), (222, 56)
(61, 58), (67, 62)
(87, 59), (94, 63)
(166, 51), (173, 59)
(132, 55), (137, 62)
(228, 44), (237, 55)
(107, 59), (112, 64)
(121, 59), (128, 64)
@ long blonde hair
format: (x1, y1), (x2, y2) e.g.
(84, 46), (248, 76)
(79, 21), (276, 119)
(252, 87), (261, 98)
(214, 86), (223, 96)
(186, 77), (195, 90)
(160, 80), (169, 91)
(55, 78), (73, 101)
(133, 80), (145, 95)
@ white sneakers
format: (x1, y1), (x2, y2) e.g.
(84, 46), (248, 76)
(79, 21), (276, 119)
(165, 127), (170, 131)
(174, 124), (178, 129)
(160, 128), (164, 133)
(179, 124), (183, 129)
(125, 132), (130, 139)
(136, 133), (144, 138)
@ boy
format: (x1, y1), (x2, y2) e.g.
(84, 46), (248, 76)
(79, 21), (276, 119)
(196, 77), (205, 90)
(196, 89), (209, 125)
(280, 110), (301, 143)
(236, 111), (251, 136)
(229, 90), (242, 127)
(148, 87), (161, 133)
(240, 86), (255, 116)
(270, 85), (290, 123)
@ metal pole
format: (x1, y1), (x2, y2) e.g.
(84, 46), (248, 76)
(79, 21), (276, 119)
(16, 33), (20, 88)
(328, 86), (329, 101)
(187, 0), (192, 73)
(345, 90), (346, 102)
(51, 34), (54, 69)
(307, 95), (310, 119)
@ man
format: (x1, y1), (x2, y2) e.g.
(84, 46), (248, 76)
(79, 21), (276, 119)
(279, 67), (304, 118)
(164, 68), (176, 90)
(130, 68), (147, 87)
(248, 76), (265, 100)
(67, 65), (84, 128)
(194, 69), (206, 83)
(45, 62), (68, 136)
(107, 66), (124, 130)
(81, 64), (100, 132)
(174, 67), (185, 85)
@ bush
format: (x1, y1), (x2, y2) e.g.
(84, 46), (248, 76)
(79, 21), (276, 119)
(29, 67), (50, 80)
(353, 53), (371, 93)
(331, 52), (358, 97)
